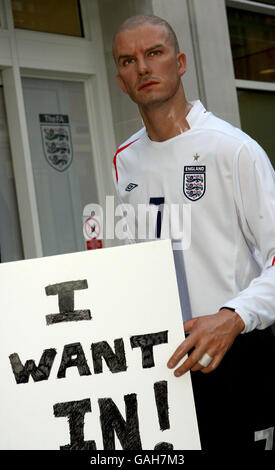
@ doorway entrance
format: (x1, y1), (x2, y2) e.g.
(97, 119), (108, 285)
(22, 77), (99, 256)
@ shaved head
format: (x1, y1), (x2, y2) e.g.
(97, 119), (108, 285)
(113, 15), (180, 62)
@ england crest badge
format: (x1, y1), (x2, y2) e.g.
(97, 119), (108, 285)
(39, 114), (73, 172)
(183, 166), (206, 201)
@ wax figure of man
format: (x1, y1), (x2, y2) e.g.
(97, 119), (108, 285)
(112, 15), (275, 450)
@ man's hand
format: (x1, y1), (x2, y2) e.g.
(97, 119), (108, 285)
(167, 308), (245, 376)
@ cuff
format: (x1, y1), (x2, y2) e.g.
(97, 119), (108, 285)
(220, 304), (253, 334)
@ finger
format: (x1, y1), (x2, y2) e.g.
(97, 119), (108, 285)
(167, 333), (196, 369)
(173, 345), (205, 377)
(191, 347), (217, 372)
(201, 353), (224, 374)
(191, 362), (204, 372)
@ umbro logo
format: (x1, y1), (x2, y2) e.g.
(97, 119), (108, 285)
(125, 183), (138, 192)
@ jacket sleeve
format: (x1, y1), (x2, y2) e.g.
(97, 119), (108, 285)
(223, 139), (275, 333)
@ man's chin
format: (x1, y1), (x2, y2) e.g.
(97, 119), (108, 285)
(132, 83), (181, 109)
(137, 95), (174, 109)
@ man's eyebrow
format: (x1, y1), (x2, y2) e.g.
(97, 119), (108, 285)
(117, 44), (165, 63)
(145, 44), (164, 53)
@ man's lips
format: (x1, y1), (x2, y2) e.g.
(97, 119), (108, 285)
(138, 81), (160, 91)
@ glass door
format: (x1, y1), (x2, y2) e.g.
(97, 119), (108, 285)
(0, 86), (24, 262)
(22, 77), (99, 256)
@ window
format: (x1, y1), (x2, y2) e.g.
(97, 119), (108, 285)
(12, 0), (84, 37)
(237, 88), (275, 166)
(227, 7), (275, 82)
(227, 3), (275, 166)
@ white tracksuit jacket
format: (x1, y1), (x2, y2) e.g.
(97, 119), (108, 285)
(112, 100), (275, 333)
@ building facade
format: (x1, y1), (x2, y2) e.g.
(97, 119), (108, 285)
(0, 0), (274, 262)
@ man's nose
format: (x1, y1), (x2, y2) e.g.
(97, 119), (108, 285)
(136, 56), (150, 76)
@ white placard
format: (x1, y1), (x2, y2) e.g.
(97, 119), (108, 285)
(0, 240), (200, 450)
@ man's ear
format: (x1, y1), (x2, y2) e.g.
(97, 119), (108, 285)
(177, 52), (187, 78)
(116, 74), (128, 94)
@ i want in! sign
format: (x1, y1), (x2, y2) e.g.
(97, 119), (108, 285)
(0, 240), (200, 450)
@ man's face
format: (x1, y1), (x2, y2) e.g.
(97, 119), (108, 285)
(114, 23), (186, 108)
